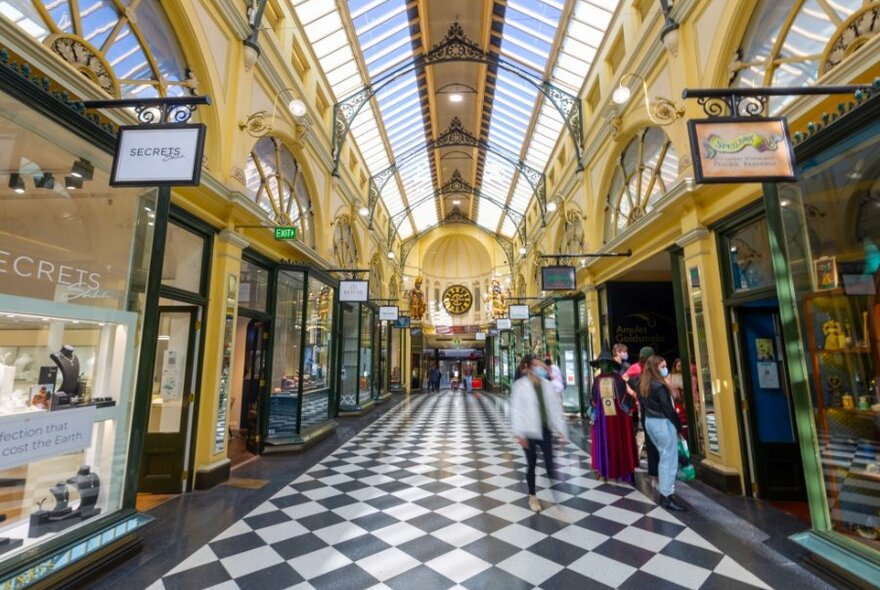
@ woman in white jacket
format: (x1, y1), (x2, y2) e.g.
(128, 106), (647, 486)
(510, 355), (568, 512)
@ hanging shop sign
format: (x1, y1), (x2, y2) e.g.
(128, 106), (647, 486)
(541, 266), (576, 291)
(379, 306), (399, 321)
(339, 280), (369, 302)
(508, 304), (529, 320)
(393, 316), (411, 329)
(475, 332), (487, 341)
(274, 226), (298, 241)
(110, 123), (207, 186)
(496, 318), (512, 330)
(687, 118), (796, 183)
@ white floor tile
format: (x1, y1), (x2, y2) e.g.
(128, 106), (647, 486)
(426, 549), (491, 583)
(312, 522), (369, 545)
(220, 545), (284, 579)
(496, 550), (564, 586)
(490, 523), (547, 549)
(288, 546), (352, 579)
(356, 547), (420, 581)
(371, 522), (426, 546)
(614, 525), (674, 553)
(641, 554), (713, 590)
(568, 551), (637, 587)
(431, 523), (486, 547)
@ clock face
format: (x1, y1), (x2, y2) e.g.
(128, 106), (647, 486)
(442, 285), (473, 315)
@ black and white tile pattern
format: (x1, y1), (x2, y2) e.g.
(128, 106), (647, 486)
(150, 393), (774, 590)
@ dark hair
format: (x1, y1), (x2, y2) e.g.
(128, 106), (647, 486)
(519, 355), (534, 374)
(672, 358), (682, 373)
(544, 357), (553, 366)
(639, 355), (667, 398)
(612, 343), (627, 354)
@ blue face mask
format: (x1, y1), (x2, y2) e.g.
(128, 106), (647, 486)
(659, 367), (669, 378)
(534, 367), (549, 379)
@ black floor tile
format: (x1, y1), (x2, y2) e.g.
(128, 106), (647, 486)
(235, 562), (304, 590)
(408, 512), (457, 533)
(271, 532), (328, 561)
(541, 568), (614, 590)
(660, 540), (725, 571)
(334, 534), (392, 561)
(592, 538), (657, 569)
(385, 564), (455, 590)
(397, 535), (457, 562)
(525, 536), (585, 566)
(617, 570), (690, 590)
(352, 511), (401, 532)
(208, 532), (265, 559)
(298, 510), (345, 531)
(161, 561), (232, 590)
(460, 536), (520, 563)
(461, 566), (533, 590)
(308, 563), (379, 590)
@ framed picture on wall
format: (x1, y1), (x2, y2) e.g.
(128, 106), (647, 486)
(814, 256), (838, 290)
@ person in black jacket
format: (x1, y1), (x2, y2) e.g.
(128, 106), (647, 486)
(639, 355), (687, 512)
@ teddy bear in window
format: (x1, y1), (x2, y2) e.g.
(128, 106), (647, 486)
(823, 320), (846, 351)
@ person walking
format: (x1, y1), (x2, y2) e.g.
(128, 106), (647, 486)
(463, 364), (473, 394)
(589, 345), (638, 483)
(428, 364), (441, 393)
(544, 356), (564, 395)
(640, 355), (687, 512)
(510, 355), (567, 512)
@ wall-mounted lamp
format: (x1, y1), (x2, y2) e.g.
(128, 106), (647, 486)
(612, 73), (683, 126)
(239, 87), (308, 137)
(659, 0), (680, 56)
(387, 250), (396, 260)
(546, 196), (564, 213)
(355, 199), (369, 217)
(70, 158), (93, 180)
(518, 245), (527, 256)
(243, 0), (268, 71)
(8, 173), (25, 194)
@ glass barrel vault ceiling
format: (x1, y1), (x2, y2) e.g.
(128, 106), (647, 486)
(292, 0), (619, 240)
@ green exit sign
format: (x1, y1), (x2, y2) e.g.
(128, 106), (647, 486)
(274, 226), (298, 240)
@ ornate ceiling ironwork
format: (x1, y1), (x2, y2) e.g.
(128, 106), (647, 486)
(366, 118), (546, 233)
(333, 22), (581, 231)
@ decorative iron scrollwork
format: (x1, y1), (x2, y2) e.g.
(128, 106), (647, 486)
(425, 22), (485, 63)
(697, 94), (767, 118)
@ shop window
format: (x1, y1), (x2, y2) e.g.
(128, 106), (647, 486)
(1, 0), (193, 98)
(725, 217), (774, 292)
(604, 127), (678, 242)
(303, 277), (334, 422)
(161, 222), (206, 294)
(268, 270), (304, 440)
(0, 88), (158, 558)
(776, 121), (880, 549)
(731, 0), (865, 114)
(244, 137), (315, 248)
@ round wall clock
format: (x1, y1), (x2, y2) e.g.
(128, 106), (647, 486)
(442, 285), (473, 315)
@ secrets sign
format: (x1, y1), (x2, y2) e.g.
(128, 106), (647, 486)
(688, 118), (796, 183)
(111, 123), (207, 186)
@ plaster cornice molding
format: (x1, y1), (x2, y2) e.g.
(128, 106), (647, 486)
(218, 229), (250, 250)
(213, 0), (252, 39)
(675, 227), (710, 249)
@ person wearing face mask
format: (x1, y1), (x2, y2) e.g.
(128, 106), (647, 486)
(640, 355), (686, 512)
(510, 354), (568, 512)
(612, 343), (631, 375)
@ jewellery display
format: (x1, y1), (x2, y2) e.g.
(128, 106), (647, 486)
(28, 466), (102, 538)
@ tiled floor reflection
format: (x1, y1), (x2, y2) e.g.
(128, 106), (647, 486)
(149, 393), (774, 590)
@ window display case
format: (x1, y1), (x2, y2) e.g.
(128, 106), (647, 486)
(0, 295), (135, 550)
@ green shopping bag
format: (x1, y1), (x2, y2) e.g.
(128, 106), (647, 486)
(676, 438), (695, 481)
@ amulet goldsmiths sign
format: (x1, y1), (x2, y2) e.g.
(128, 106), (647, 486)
(111, 123), (207, 186)
(688, 117), (796, 183)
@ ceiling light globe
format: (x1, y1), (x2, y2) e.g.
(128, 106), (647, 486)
(288, 98), (307, 118)
(518, 246), (527, 255)
(546, 201), (558, 212)
(449, 93), (463, 103)
(358, 206), (369, 217)
(387, 251), (395, 260)
(612, 85), (632, 106)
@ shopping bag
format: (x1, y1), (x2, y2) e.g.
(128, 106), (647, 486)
(676, 438), (695, 481)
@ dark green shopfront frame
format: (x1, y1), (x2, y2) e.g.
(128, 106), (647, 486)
(763, 96), (880, 584)
(0, 58), (160, 586)
(540, 295), (588, 416)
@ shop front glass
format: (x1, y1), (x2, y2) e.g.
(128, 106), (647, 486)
(360, 306), (375, 403)
(554, 300), (582, 413)
(530, 315), (543, 356)
(775, 120), (880, 551)
(0, 90), (157, 558)
(303, 276), (334, 430)
(268, 270), (304, 442)
(339, 302), (359, 411)
(578, 299), (593, 411)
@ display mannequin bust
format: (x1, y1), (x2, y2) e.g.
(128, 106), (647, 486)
(49, 345), (79, 395)
(47, 482), (72, 520)
(67, 465), (100, 517)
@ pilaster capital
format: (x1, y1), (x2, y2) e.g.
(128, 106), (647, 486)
(218, 229), (250, 250)
(675, 227), (710, 249)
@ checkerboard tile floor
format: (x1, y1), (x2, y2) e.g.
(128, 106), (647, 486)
(149, 393), (774, 590)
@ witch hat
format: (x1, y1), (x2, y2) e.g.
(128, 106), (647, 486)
(589, 343), (620, 370)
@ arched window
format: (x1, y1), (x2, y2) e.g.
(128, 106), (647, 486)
(245, 137), (314, 248)
(2, 0), (193, 98)
(731, 0), (868, 113)
(604, 127), (678, 242)
(332, 215), (358, 268)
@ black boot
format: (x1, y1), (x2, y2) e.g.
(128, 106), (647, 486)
(661, 494), (687, 512)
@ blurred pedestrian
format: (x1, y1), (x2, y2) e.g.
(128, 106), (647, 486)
(510, 355), (567, 512)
